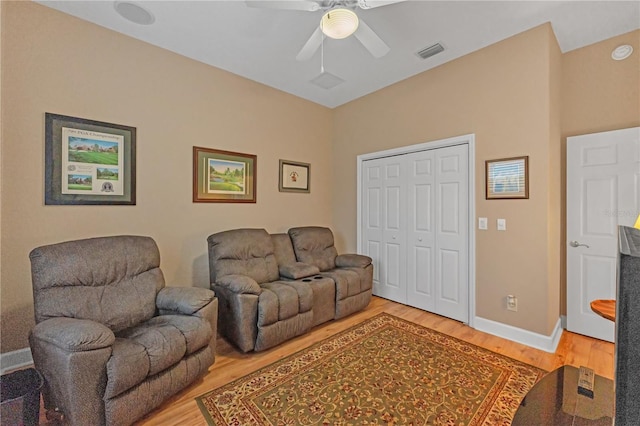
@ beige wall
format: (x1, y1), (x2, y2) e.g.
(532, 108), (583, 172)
(559, 30), (640, 314)
(332, 24), (561, 336)
(0, 2), (333, 352)
(547, 29), (563, 333)
(562, 30), (640, 138)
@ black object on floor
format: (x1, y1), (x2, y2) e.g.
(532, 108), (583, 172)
(513, 365), (613, 426)
(0, 368), (43, 426)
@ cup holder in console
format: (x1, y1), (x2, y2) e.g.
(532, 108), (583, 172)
(314, 276), (324, 280)
(302, 279), (312, 282)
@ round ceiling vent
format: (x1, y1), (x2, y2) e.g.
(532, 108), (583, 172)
(611, 44), (633, 61)
(114, 2), (155, 25)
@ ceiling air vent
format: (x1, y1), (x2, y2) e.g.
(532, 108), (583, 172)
(310, 71), (345, 90)
(416, 43), (445, 60)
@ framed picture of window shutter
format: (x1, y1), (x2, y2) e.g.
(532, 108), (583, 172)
(485, 156), (529, 199)
(279, 159), (310, 193)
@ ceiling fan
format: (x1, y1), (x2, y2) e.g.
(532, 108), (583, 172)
(246, 0), (405, 61)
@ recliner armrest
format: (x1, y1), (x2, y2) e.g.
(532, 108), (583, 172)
(279, 262), (320, 280)
(215, 274), (262, 295)
(335, 254), (372, 268)
(156, 287), (215, 315)
(30, 317), (115, 352)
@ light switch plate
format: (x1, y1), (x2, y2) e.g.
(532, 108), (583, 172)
(497, 219), (506, 231)
(478, 217), (488, 230)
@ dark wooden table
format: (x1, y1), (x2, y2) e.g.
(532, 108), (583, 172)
(512, 365), (613, 425)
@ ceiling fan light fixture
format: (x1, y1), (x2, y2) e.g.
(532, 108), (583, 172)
(321, 8), (359, 39)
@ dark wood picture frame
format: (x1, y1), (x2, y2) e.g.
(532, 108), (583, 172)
(485, 156), (529, 199)
(279, 159), (310, 193)
(193, 146), (257, 203)
(45, 113), (136, 205)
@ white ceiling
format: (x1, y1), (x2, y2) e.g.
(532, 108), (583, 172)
(37, 1), (640, 108)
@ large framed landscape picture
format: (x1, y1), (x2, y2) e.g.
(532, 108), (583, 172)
(45, 113), (136, 205)
(193, 146), (256, 203)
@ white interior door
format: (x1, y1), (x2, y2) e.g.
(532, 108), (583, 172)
(567, 127), (640, 342)
(361, 156), (406, 303)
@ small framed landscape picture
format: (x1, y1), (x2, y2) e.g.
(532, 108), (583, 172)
(193, 146), (256, 203)
(45, 113), (136, 205)
(485, 156), (529, 199)
(279, 159), (310, 193)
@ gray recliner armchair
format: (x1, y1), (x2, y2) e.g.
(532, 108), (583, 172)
(28, 235), (217, 426)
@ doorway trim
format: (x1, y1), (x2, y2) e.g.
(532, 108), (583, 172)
(356, 133), (476, 328)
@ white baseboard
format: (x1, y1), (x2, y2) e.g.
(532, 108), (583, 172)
(0, 347), (34, 374)
(474, 316), (563, 353)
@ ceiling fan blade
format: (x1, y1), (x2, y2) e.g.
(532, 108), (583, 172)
(245, 1), (320, 11)
(354, 19), (390, 58)
(296, 26), (323, 61)
(357, 0), (405, 9)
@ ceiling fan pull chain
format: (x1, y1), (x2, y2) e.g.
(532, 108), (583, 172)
(321, 34), (325, 73)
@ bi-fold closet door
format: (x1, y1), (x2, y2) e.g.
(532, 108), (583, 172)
(361, 144), (469, 323)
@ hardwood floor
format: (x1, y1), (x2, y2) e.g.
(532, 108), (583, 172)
(30, 296), (613, 424)
(132, 296), (614, 425)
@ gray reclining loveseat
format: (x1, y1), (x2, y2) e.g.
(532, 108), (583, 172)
(207, 226), (373, 352)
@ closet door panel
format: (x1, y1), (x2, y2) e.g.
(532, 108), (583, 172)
(362, 160), (385, 297)
(382, 160), (407, 302)
(407, 150), (436, 311)
(435, 145), (469, 322)
(363, 156), (406, 303)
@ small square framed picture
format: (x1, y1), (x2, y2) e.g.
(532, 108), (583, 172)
(279, 159), (310, 193)
(486, 156), (529, 199)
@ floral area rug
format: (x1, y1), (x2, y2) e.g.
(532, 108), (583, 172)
(196, 313), (546, 425)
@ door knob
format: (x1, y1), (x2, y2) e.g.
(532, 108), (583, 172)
(418, 238), (423, 241)
(392, 236), (396, 239)
(569, 240), (590, 248)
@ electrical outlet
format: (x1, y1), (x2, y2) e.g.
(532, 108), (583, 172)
(507, 295), (518, 311)
(478, 217), (488, 230)
(497, 218), (506, 231)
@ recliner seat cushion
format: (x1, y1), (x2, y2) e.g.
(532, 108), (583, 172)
(107, 315), (213, 399)
(320, 269), (362, 300)
(145, 315), (213, 355)
(105, 339), (150, 399)
(116, 323), (186, 376)
(258, 281), (313, 326)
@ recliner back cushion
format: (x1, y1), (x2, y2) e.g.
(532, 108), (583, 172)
(29, 235), (163, 332)
(208, 229), (279, 284)
(288, 227), (338, 272)
(270, 233), (297, 266)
